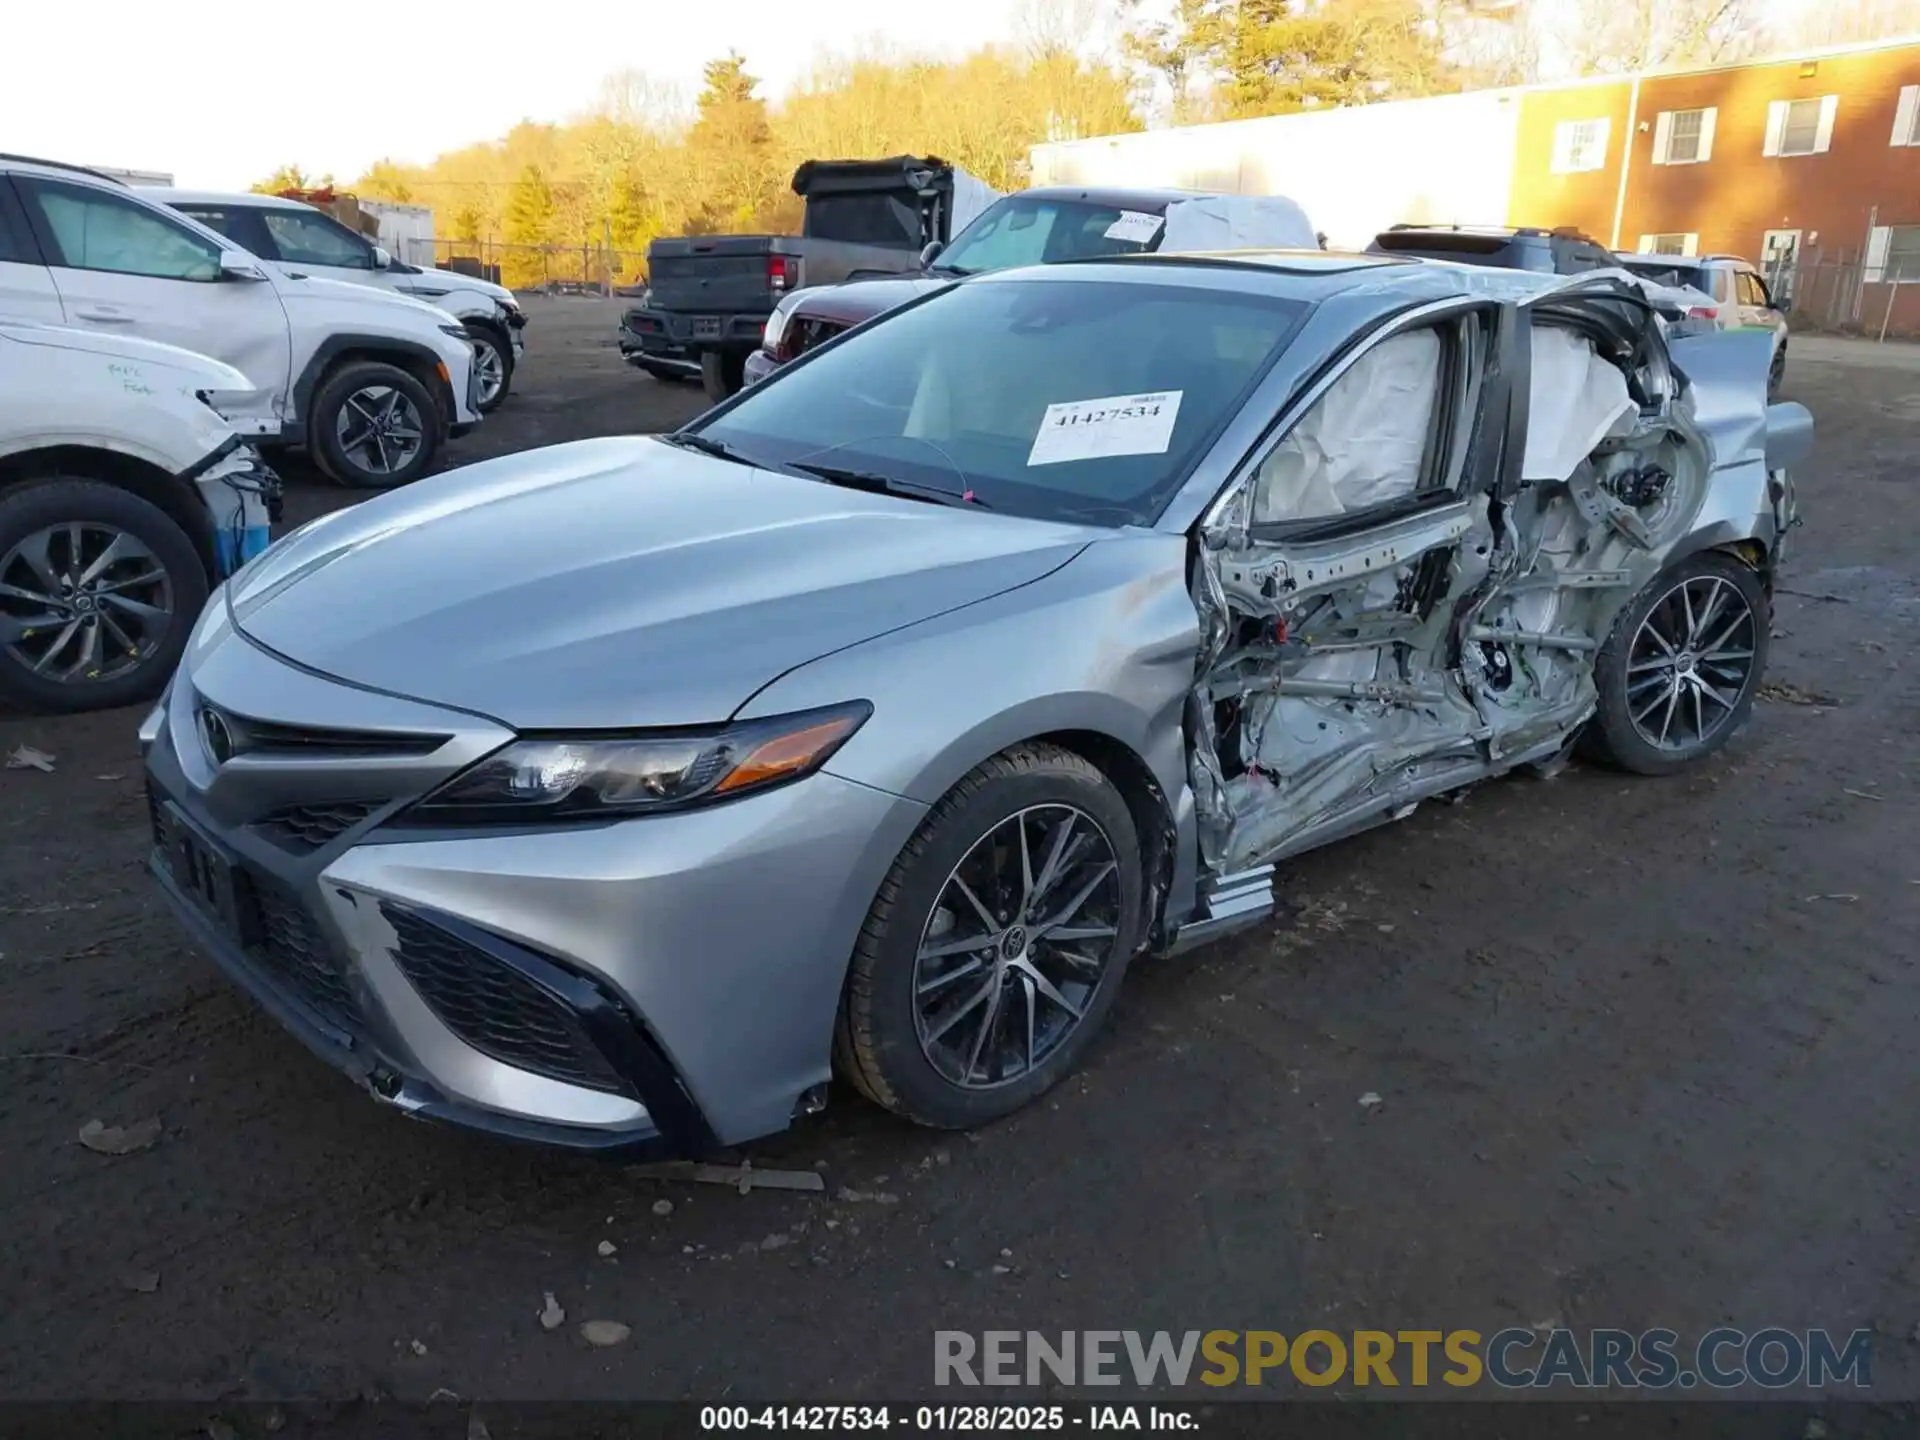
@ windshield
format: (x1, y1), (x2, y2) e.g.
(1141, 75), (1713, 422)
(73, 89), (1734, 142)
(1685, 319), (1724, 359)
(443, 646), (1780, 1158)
(936, 196), (1166, 276)
(693, 277), (1308, 527)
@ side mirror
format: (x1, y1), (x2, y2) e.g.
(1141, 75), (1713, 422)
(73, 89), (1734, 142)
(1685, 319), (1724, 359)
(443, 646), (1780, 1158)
(1775, 293), (1792, 313)
(218, 251), (268, 282)
(919, 240), (945, 268)
(371, 245), (393, 270)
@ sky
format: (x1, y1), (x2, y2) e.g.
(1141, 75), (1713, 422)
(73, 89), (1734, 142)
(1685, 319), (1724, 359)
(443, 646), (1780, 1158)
(1, 0), (1035, 189)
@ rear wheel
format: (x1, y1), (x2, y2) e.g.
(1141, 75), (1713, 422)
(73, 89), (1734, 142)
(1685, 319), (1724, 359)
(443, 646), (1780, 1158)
(834, 744), (1143, 1129)
(1582, 552), (1769, 776)
(700, 349), (744, 403)
(310, 360), (440, 490)
(0, 478), (208, 713)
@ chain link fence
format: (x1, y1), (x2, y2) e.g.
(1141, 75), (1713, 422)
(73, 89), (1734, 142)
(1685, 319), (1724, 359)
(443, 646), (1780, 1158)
(1764, 247), (1920, 342)
(390, 238), (651, 296)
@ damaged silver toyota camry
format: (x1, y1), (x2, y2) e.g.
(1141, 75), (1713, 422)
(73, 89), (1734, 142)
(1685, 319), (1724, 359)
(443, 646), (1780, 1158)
(143, 251), (1809, 1154)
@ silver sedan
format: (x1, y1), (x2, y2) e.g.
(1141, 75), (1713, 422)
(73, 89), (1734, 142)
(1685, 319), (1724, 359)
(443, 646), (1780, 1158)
(143, 252), (1809, 1154)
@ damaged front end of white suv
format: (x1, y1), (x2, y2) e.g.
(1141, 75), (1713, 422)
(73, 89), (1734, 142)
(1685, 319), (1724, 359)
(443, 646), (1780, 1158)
(1181, 270), (1808, 889)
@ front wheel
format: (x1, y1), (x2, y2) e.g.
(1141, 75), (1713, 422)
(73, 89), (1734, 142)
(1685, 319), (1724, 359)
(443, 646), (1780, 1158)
(1768, 344), (1786, 400)
(0, 478), (208, 713)
(465, 322), (514, 412)
(834, 744), (1143, 1129)
(1582, 552), (1770, 775)
(309, 361), (440, 490)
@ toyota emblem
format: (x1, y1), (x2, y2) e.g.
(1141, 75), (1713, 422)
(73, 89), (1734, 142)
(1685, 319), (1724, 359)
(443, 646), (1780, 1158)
(199, 707), (235, 766)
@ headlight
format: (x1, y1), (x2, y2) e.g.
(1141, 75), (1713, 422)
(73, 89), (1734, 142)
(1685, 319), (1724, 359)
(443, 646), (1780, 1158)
(438, 322), (471, 341)
(408, 702), (871, 824)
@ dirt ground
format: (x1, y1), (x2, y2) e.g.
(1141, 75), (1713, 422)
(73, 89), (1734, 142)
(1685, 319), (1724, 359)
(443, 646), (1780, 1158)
(2, 298), (1917, 1403)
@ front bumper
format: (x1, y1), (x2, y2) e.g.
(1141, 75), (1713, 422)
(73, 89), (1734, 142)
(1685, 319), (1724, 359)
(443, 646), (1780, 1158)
(141, 631), (924, 1151)
(183, 439), (281, 577)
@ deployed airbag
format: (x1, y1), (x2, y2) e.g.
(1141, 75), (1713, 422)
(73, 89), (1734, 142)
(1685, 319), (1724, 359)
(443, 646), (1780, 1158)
(1160, 195), (1317, 254)
(1523, 325), (1636, 483)
(1251, 328), (1440, 522)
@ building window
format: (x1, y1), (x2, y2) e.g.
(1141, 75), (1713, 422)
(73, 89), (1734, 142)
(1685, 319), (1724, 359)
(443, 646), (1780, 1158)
(1638, 233), (1697, 256)
(1551, 118), (1610, 174)
(1892, 85), (1920, 147)
(1866, 225), (1920, 284)
(1764, 96), (1837, 157)
(1654, 107), (1716, 164)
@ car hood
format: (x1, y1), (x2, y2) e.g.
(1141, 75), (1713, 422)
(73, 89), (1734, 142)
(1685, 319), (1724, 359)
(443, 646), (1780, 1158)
(228, 436), (1092, 729)
(274, 271), (453, 327)
(791, 272), (953, 327)
(406, 265), (513, 303)
(0, 321), (252, 391)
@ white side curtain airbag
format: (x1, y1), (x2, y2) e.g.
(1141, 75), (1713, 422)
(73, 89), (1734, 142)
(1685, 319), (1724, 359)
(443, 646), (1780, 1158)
(1252, 328), (1441, 522)
(1523, 325), (1636, 483)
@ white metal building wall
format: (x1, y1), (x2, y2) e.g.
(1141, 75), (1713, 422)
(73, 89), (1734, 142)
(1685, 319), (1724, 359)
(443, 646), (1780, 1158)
(1030, 89), (1527, 249)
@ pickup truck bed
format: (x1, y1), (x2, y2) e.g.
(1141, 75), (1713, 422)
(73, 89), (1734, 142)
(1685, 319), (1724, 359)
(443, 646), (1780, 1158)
(625, 155), (975, 400)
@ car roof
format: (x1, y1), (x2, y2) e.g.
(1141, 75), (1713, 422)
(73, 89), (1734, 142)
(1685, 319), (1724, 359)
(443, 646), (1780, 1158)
(140, 187), (310, 209)
(1013, 184), (1221, 212)
(985, 249), (1430, 303)
(0, 153), (126, 187)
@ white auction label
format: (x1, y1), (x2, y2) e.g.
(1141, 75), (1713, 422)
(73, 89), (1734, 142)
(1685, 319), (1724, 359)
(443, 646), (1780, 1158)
(1103, 210), (1164, 244)
(1027, 391), (1184, 467)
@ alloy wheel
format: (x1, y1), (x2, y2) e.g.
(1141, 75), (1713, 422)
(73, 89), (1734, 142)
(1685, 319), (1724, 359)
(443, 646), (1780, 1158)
(912, 804), (1124, 1090)
(334, 385), (425, 477)
(0, 522), (174, 684)
(1625, 573), (1758, 754)
(472, 336), (506, 407)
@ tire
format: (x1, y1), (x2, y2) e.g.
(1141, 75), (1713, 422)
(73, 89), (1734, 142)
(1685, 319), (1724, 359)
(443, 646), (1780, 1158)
(309, 360), (440, 490)
(834, 743), (1144, 1129)
(0, 478), (209, 714)
(700, 349), (744, 403)
(465, 321), (514, 412)
(1768, 343), (1786, 400)
(1581, 551), (1770, 776)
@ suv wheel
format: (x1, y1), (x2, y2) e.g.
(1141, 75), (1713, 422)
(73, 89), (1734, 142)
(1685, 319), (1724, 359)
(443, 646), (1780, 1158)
(0, 478), (208, 713)
(1768, 343), (1786, 400)
(310, 361), (440, 490)
(465, 322), (514, 412)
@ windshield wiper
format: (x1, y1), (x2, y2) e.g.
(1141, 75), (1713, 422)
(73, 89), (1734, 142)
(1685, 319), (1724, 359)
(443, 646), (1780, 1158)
(788, 462), (990, 509)
(658, 432), (762, 468)
(928, 262), (974, 277)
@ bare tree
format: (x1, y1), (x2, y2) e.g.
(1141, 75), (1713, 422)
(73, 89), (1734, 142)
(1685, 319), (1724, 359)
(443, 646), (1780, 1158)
(1552, 0), (1755, 74)
(1014, 0), (1117, 59)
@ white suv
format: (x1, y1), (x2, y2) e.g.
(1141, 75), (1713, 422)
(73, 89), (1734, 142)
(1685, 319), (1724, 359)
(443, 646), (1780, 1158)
(145, 188), (526, 412)
(0, 321), (278, 712)
(1614, 252), (1791, 397)
(0, 155), (481, 489)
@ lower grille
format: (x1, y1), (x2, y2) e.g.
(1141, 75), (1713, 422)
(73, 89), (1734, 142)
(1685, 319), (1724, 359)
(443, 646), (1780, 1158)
(245, 875), (358, 1033)
(384, 910), (630, 1095)
(252, 801), (381, 854)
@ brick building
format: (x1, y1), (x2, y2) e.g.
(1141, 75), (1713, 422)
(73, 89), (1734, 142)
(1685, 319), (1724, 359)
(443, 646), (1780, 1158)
(1030, 34), (1920, 334)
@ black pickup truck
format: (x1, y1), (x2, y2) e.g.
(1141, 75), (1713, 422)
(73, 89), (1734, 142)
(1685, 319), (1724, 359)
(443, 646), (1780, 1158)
(619, 155), (971, 400)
